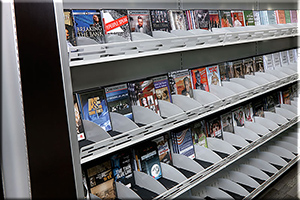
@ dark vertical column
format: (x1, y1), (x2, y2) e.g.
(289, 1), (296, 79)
(14, 1), (77, 198)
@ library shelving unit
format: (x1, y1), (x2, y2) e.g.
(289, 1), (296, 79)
(1, 0), (299, 199)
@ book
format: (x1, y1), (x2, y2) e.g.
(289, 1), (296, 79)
(190, 67), (210, 92)
(150, 10), (171, 32)
(253, 11), (261, 25)
(190, 120), (208, 148)
(194, 9), (210, 29)
(134, 141), (162, 180)
(232, 106), (245, 127)
(219, 10), (233, 27)
(152, 135), (172, 165)
(110, 150), (134, 188)
(252, 99), (265, 117)
(263, 91), (280, 112)
(77, 88), (112, 132)
(153, 75), (173, 103)
(184, 10), (197, 30)
(206, 65), (222, 88)
(254, 56), (265, 73)
(64, 9), (77, 46)
(232, 60), (245, 78)
(243, 10), (255, 26)
(243, 103), (254, 122)
(128, 10), (153, 36)
(101, 9), (131, 41)
(168, 10), (187, 30)
(128, 80), (160, 115)
(290, 10), (298, 23)
(259, 10), (269, 25)
(272, 52), (282, 68)
(209, 10), (221, 28)
(263, 54), (275, 70)
(221, 111), (234, 133)
(280, 51), (289, 66)
(275, 10), (286, 24)
(105, 83), (133, 120)
(207, 117), (223, 139)
(219, 62), (233, 82)
(284, 10), (291, 23)
(267, 10), (277, 25)
(243, 58), (255, 75)
(231, 10), (245, 27)
(86, 159), (116, 200)
(73, 95), (86, 141)
(168, 69), (194, 98)
(171, 127), (196, 159)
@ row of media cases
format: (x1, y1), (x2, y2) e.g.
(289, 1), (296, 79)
(74, 47), (299, 200)
(64, 8), (299, 46)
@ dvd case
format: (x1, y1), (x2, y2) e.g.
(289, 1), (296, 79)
(128, 10), (153, 36)
(150, 10), (171, 32)
(190, 67), (210, 92)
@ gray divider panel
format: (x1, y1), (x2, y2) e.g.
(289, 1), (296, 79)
(160, 163), (187, 183)
(238, 164), (269, 181)
(228, 171), (260, 188)
(254, 72), (279, 82)
(204, 186), (235, 199)
(265, 145), (296, 160)
(256, 151), (288, 167)
(230, 78), (260, 89)
(222, 131), (249, 148)
(83, 120), (111, 142)
(275, 67), (296, 75)
(217, 178), (250, 197)
(280, 136), (298, 147)
(253, 116), (279, 131)
(265, 69), (289, 79)
(171, 95), (203, 112)
(275, 141), (298, 155)
(157, 100), (185, 118)
(206, 138), (238, 155)
(115, 182), (142, 200)
(192, 89), (222, 107)
(277, 105), (298, 115)
(133, 171), (167, 194)
(209, 85), (236, 99)
(248, 158), (278, 174)
(194, 145), (222, 164)
(233, 127), (261, 142)
(245, 75), (270, 85)
(291, 100), (297, 108)
(110, 112), (139, 133)
(244, 121), (270, 136)
(132, 105), (163, 125)
(264, 111), (289, 125)
(172, 153), (204, 174)
(221, 81), (248, 94)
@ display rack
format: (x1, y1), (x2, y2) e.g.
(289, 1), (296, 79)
(1, 0), (298, 199)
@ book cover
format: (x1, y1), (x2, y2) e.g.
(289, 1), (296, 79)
(284, 10), (291, 23)
(290, 10), (298, 23)
(206, 65), (222, 88)
(280, 51), (289, 66)
(194, 9), (210, 29)
(64, 9), (77, 46)
(209, 10), (221, 28)
(87, 160), (116, 200)
(275, 10), (286, 24)
(168, 69), (194, 98)
(101, 9), (131, 41)
(77, 89), (112, 132)
(105, 83), (133, 120)
(207, 117), (223, 139)
(263, 54), (275, 70)
(259, 10), (269, 25)
(272, 52), (282, 68)
(128, 10), (153, 36)
(184, 10), (197, 30)
(150, 10), (171, 32)
(254, 56), (265, 73)
(190, 120), (208, 148)
(232, 106), (245, 127)
(232, 60), (244, 78)
(72, 9), (105, 44)
(263, 91), (280, 112)
(128, 80), (160, 115)
(152, 135), (172, 165)
(252, 99), (265, 117)
(190, 67), (210, 92)
(253, 11), (261, 25)
(267, 10), (277, 25)
(243, 103), (254, 122)
(219, 62), (232, 82)
(168, 10), (187, 30)
(172, 128), (196, 159)
(73, 95), (86, 141)
(153, 75), (173, 103)
(243, 10), (255, 26)
(221, 111), (234, 133)
(110, 150), (134, 188)
(243, 58), (255, 75)
(135, 142), (162, 180)
(219, 10), (233, 27)
(231, 10), (245, 27)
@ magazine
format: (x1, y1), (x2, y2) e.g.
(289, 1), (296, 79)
(259, 10), (269, 25)
(206, 65), (222, 88)
(290, 10), (298, 23)
(232, 60), (244, 78)
(252, 99), (265, 117)
(184, 10), (197, 30)
(171, 128), (196, 159)
(254, 56), (265, 72)
(263, 91), (280, 112)
(232, 106), (245, 127)
(219, 10), (233, 27)
(243, 10), (255, 26)
(168, 10), (187, 30)
(207, 117), (223, 139)
(243, 58), (255, 75)
(194, 9), (210, 29)
(168, 69), (194, 98)
(190, 67), (210, 91)
(275, 10), (286, 24)
(128, 10), (152, 37)
(253, 11), (261, 25)
(73, 95), (86, 141)
(267, 10), (277, 25)
(209, 10), (221, 28)
(190, 120), (208, 148)
(153, 75), (173, 103)
(150, 10), (171, 32)
(152, 135), (172, 165)
(64, 9), (77, 46)
(284, 10), (291, 23)
(218, 62), (232, 82)
(243, 103), (254, 122)
(231, 10), (245, 27)
(221, 111), (234, 133)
